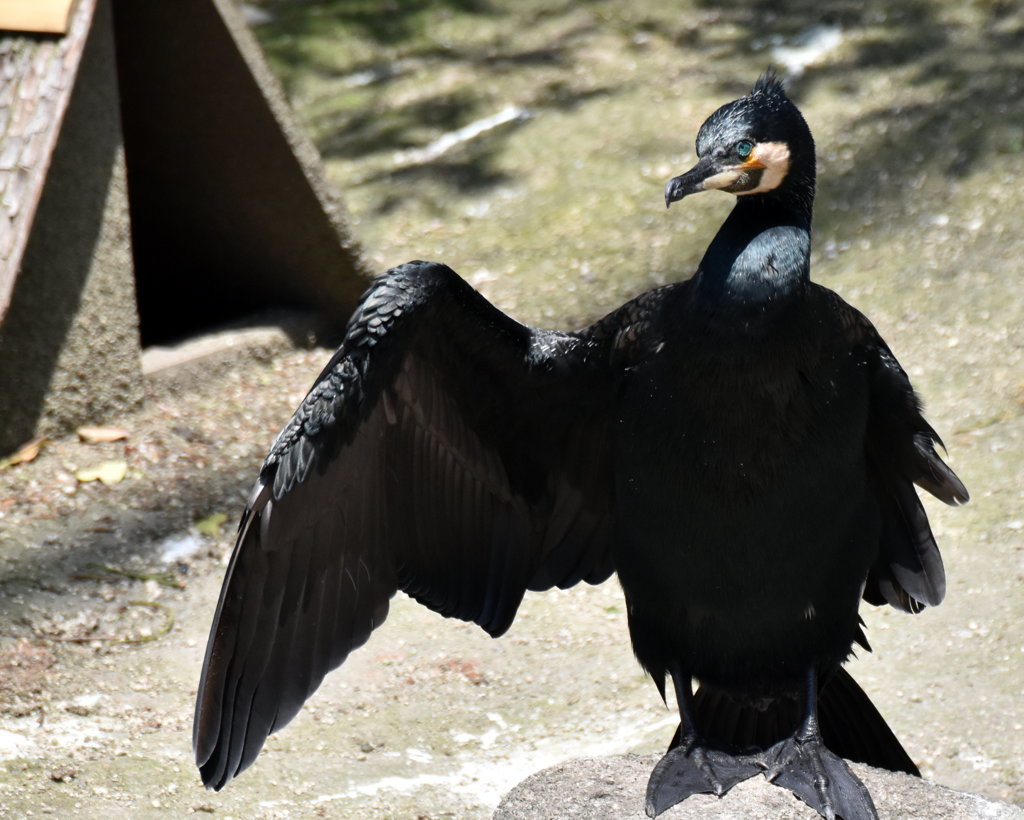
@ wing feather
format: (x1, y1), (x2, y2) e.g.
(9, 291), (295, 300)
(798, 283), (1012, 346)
(825, 288), (968, 612)
(195, 261), (618, 787)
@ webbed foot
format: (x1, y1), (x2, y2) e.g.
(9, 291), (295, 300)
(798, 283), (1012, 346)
(761, 732), (878, 820)
(645, 739), (760, 817)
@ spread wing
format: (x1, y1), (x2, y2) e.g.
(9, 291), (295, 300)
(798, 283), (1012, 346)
(826, 288), (969, 613)
(194, 261), (618, 788)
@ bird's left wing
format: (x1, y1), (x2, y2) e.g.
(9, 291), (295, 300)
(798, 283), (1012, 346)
(194, 261), (619, 788)
(826, 289), (969, 613)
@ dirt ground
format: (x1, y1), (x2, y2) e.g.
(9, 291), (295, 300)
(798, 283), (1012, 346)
(1, 0), (1023, 817)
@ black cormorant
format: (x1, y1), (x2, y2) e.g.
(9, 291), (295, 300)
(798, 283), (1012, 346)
(194, 72), (968, 819)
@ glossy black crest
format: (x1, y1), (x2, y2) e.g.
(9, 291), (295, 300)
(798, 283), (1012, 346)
(695, 71), (813, 164)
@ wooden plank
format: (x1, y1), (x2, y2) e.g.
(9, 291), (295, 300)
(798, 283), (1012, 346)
(0, 0), (96, 324)
(0, 0), (78, 35)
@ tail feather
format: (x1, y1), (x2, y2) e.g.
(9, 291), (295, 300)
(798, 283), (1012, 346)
(686, 668), (919, 777)
(818, 667), (919, 776)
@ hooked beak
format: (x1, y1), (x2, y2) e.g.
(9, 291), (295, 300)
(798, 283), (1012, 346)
(665, 155), (761, 208)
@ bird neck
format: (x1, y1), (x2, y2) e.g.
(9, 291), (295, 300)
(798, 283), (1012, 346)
(693, 185), (814, 316)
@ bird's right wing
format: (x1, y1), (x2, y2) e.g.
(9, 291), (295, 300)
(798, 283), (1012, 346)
(194, 261), (622, 789)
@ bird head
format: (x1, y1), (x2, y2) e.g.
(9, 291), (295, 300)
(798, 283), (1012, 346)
(665, 71), (815, 208)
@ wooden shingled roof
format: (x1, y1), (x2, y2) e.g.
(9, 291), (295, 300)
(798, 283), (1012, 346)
(0, 0), (95, 324)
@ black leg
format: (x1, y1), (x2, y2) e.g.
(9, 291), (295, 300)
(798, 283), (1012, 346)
(645, 663), (760, 817)
(761, 667), (879, 820)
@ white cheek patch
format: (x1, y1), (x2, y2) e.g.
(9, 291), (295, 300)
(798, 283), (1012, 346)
(700, 168), (744, 191)
(738, 141), (791, 195)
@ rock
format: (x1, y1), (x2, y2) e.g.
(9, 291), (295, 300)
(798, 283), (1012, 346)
(493, 755), (1024, 820)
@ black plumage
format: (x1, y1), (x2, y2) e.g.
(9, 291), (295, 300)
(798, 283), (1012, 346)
(194, 73), (967, 818)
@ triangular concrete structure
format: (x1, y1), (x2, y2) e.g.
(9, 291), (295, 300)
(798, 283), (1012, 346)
(0, 0), (370, 454)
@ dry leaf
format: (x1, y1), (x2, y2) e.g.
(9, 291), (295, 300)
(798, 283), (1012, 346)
(195, 512), (229, 537)
(0, 436), (48, 469)
(77, 426), (129, 444)
(75, 460), (128, 486)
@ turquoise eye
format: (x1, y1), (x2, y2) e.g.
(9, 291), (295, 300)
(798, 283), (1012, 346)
(736, 140), (753, 158)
